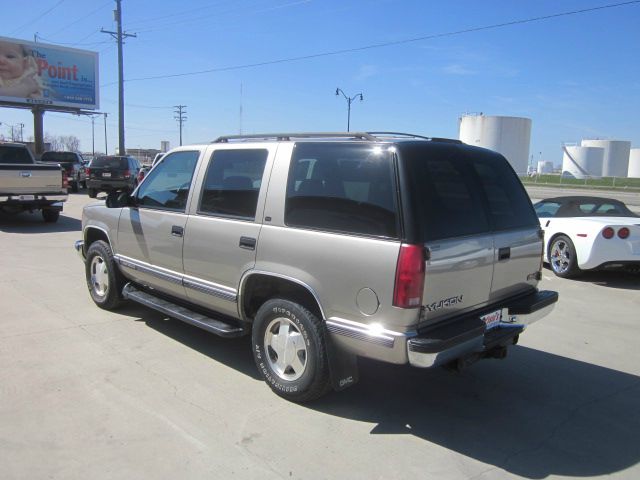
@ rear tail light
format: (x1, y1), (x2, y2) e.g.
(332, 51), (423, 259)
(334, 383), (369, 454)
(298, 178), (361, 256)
(123, 169), (131, 178)
(62, 170), (69, 189)
(618, 227), (630, 239)
(85, 167), (91, 176)
(393, 244), (425, 308)
(602, 227), (615, 239)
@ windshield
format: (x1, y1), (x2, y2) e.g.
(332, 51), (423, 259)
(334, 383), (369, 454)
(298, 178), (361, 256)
(0, 145), (33, 164)
(41, 152), (80, 163)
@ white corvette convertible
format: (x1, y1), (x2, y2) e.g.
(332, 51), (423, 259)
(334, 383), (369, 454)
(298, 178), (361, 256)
(534, 196), (640, 278)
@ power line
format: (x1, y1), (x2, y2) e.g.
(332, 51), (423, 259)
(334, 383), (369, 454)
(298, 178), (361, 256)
(10, 0), (66, 35)
(116, 0), (640, 84)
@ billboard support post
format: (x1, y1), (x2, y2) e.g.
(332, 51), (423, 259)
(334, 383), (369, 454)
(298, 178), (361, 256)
(32, 107), (44, 156)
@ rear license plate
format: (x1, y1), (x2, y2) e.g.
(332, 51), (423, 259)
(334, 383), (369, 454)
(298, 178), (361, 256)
(102, 172), (111, 178)
(18, 195), (35, 201)
(481, 309), (502, 330)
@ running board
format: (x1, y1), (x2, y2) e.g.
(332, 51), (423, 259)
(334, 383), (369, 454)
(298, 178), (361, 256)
(122, 283), (247, 338)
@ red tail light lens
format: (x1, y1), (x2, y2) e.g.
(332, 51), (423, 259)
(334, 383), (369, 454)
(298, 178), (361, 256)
(618, 227), (630, 239)
(85, 167), (91, 176)
(123, 169), (131, 178)
(62, 170), (69, 189)
(602, 227), (615, 239)
(393, 244), (425, 308)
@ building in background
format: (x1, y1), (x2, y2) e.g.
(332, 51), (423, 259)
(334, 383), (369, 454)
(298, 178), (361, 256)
(580, 139), (631, 177)
(628, 148), (640, 178)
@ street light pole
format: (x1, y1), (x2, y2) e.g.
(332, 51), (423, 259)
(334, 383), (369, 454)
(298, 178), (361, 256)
(103, 112), (108, 155)
(335, 88), (364, 132)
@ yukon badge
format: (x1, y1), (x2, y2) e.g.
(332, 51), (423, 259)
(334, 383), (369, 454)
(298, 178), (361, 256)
(425, 295), (463, 312)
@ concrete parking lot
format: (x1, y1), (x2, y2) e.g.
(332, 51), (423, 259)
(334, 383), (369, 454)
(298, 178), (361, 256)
(1, 192), (639, 480)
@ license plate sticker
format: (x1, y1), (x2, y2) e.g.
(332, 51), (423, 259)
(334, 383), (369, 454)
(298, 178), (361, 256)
(481, 309), (502, 330)
(102, 172), (111, 177)
(18, 195), (35, 201)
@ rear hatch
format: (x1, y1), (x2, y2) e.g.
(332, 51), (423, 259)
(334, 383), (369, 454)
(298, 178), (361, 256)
(88, 156), (129, 181)
(0, 145), (65, 195)
(398, 142), (542, 327)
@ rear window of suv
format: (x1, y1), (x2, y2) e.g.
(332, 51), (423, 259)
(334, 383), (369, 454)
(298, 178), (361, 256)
(400, 144), (537, 241)
(285, 143), (399, 238)
(91, 156), (128, 169)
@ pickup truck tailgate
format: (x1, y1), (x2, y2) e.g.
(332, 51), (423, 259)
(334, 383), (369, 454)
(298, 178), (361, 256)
(0, 164), (65, 195)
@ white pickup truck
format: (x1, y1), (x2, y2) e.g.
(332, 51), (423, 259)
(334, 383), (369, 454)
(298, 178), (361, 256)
(0, 142), (68, 222)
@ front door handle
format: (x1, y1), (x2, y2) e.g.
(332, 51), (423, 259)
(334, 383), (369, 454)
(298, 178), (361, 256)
(171, 225), (184, 237)
(239, 236), (256, 250)
(498, 247), (511, 261)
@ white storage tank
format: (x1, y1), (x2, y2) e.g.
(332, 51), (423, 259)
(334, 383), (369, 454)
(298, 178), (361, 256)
(629, 149), (640, 178)
(580, 139), (631, 177)
(459, 114), (532, 175)
(537, 160), (554, 174)
(562, 146), (604, 179)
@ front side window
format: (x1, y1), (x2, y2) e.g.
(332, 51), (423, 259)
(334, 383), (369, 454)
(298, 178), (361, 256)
(198, 149), (268, 219)
(285, 143), (399, 238)
(136, 150), (199, 212)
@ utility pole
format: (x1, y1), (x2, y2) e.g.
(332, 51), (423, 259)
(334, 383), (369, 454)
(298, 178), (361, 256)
(103, 113), (108, 155)
(102, 0), (136, 155)
(335, 88), (364, 132)
(90, 115), (96, 158)
(19, 123), (24, 142)
(174, 105), (187, 146)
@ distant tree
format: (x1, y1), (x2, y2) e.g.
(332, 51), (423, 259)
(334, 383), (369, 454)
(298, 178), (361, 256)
(60, 135), (80, 152)
(44, 133), (61, 151)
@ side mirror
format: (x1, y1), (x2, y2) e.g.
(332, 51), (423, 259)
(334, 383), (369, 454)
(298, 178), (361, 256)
(106, 190), (136, 208)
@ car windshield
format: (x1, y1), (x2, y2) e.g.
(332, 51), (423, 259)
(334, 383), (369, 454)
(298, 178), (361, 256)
(0, 145), (33, 164)
(91, 157), (128, 169)
(41, 152), (79, 163)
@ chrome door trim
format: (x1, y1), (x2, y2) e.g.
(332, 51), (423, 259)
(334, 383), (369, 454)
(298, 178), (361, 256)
(182, 275), (237, 303)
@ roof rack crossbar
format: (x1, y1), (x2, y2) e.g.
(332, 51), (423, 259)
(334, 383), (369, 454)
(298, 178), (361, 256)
(366, 132), (462, 143)
(213, 132), (378, 143)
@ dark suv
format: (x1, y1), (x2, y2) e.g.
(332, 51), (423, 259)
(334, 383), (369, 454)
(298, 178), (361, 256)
(40, 151), (86, 192)
(86, 155), (140, 198)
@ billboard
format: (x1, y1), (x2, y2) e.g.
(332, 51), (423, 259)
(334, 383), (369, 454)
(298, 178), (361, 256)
(0, 36), (99, 110)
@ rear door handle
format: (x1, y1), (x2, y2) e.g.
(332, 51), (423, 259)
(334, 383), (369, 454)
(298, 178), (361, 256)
(171, 225), (184, 237)
(498, 247), (511, 261)
(239, 236), (256, 250)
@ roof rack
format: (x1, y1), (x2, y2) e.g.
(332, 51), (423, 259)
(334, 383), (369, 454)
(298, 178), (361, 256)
(366, 132), (463, 144)
(213, 132), (378, 143)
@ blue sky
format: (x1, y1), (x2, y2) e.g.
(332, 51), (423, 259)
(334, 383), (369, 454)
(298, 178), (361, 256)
(1, 0), (639, 166)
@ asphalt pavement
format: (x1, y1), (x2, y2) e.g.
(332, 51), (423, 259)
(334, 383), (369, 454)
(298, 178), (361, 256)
(1, 192), (639, 480)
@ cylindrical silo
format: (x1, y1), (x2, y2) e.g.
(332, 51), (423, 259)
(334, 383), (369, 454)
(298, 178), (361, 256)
(562, 146), (604, 179)
(537, 160), (553, 174)
(459, 114), (532, 175)
(580, 139), (631, 177)
(628, 149), (640, 178)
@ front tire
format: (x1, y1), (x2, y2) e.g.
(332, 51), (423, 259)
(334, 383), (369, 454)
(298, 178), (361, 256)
(549, 235), (581, 278)
(252, 299), (331, 402)
(85, 240), (124, 310)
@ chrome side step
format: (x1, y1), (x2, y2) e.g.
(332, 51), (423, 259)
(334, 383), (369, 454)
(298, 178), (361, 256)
(122, 283), (247, 338)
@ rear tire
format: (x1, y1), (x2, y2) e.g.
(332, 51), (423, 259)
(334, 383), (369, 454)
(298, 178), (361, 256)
(252, 299), (331, 402)
(85, 240), (124, 310)
(42, 209), (60, 223)
(88, 188), (98, 198)
(549, 235), (581, 278)
(71, 181), (79, 193)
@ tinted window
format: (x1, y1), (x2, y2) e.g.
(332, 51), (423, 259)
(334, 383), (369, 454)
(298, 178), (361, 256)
(198, 149), (268, 219)
(473, 157), (538, 230)
(41, 152), (79, 163)
(0, 146), (33, 164)
(285, 143), (398, 238)
(91, 156), (128, 169)
(402, 145), (490, 241)
(136, 150), (199, 211)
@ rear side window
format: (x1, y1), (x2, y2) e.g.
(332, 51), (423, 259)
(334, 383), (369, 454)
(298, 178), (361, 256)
(285, 143), (399, 238)
(198, 149), (268, 219)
